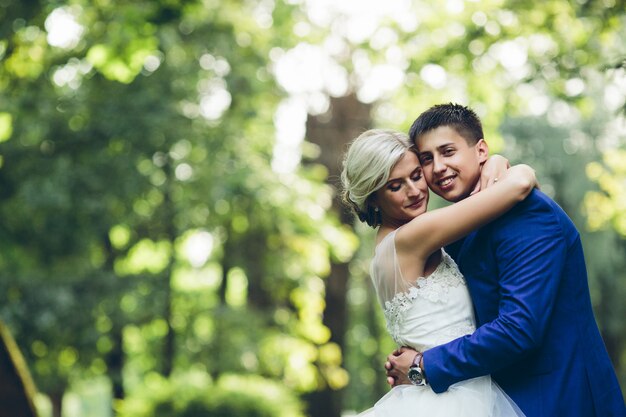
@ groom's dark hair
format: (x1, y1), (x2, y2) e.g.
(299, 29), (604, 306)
(408, 103), (484, 146)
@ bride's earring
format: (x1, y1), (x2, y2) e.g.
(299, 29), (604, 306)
(374, 206), (381, 226)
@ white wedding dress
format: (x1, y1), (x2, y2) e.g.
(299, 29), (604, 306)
(357, 230), (525, 417)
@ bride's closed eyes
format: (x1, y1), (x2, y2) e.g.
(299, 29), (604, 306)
(386, 167), (423, 192)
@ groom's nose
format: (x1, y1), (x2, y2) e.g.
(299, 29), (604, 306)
(433, 155), (447, 173)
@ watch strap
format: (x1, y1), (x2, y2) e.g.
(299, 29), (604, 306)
(412, 351), (423, 368)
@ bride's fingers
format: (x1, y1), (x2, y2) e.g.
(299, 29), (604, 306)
(387, 376), (395, 386)
(470, 180), (481, 195)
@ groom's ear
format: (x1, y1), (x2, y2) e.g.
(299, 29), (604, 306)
(476, 139), (489, 163)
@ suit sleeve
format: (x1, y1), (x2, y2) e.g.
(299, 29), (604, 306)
(423, 192), (568, 393)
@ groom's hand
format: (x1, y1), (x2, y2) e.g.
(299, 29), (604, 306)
(385, 346), (417, 387)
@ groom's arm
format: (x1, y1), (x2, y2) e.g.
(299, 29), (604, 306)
(423, 191), (568, 393)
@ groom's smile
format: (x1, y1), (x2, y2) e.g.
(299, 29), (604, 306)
(436, 174), (457, 189)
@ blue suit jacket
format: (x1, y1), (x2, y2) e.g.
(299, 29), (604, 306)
(423, 189), (625, 416)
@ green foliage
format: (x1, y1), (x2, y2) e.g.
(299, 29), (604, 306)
(584, 149), (626, 236)
(118, 373), (304, 417)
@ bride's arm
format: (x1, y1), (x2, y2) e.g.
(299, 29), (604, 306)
(395, 164), (536, 259)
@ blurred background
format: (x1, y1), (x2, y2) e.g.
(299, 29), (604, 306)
(0, 0), (625, 416)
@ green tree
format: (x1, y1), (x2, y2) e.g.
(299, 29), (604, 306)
(1, 1), (358, 416)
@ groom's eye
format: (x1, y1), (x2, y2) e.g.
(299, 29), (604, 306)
(443, 148), (455, 155)
(419, 154), (432, 164)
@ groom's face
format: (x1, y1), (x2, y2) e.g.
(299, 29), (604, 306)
(416, 126), (488, 202)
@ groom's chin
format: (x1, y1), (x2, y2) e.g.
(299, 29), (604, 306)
(433, 188), (467, 203)
(428, 185), (454, 201)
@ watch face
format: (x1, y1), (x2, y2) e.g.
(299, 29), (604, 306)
(408, 367), (425, 385)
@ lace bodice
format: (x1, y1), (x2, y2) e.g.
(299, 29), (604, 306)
(370, 230), (476, 351)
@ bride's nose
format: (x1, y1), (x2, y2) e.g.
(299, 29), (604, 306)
(406, 181), (420, 197)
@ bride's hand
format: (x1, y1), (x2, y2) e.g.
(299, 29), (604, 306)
(385, 347), (417, 386)
(472, 154), (510, 195)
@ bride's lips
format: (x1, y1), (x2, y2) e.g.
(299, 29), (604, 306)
(406, 197), (425, 210)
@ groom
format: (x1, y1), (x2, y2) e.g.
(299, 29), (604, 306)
(385, 103), (625, 416)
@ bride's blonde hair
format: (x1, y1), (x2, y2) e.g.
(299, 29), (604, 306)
(341, 129), (417, 228)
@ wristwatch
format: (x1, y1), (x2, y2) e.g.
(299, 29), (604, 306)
(407, 352), (427, 386)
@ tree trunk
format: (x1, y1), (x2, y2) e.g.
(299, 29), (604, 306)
(596, 238), (625, 374)
(107, 328), (125, 400)
(162, 161), (177, 377)
(49, 389), (64, 417)
(210, 227), (237, 381)
(0, 321), (39, 417)
(218, 239), (231, 305)
(102, 235), (125, 401)
(244, 230), (272, 310)
(304, 94), (372, 417)
(366, 283), (389, 397)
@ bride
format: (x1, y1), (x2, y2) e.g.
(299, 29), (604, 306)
(341, 129), (534, 416)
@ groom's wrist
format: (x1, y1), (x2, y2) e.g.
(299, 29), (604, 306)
(413, 352), (428, 381)
(420, 357), (427, 381)
(408, 352), (428, 386)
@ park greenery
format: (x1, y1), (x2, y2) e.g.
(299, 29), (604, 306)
(0, 0), (625, 416)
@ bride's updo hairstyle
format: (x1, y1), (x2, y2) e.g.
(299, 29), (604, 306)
(341, 129), (417, 228)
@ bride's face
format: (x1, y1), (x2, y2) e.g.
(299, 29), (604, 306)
(374, 151), (429, 225)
